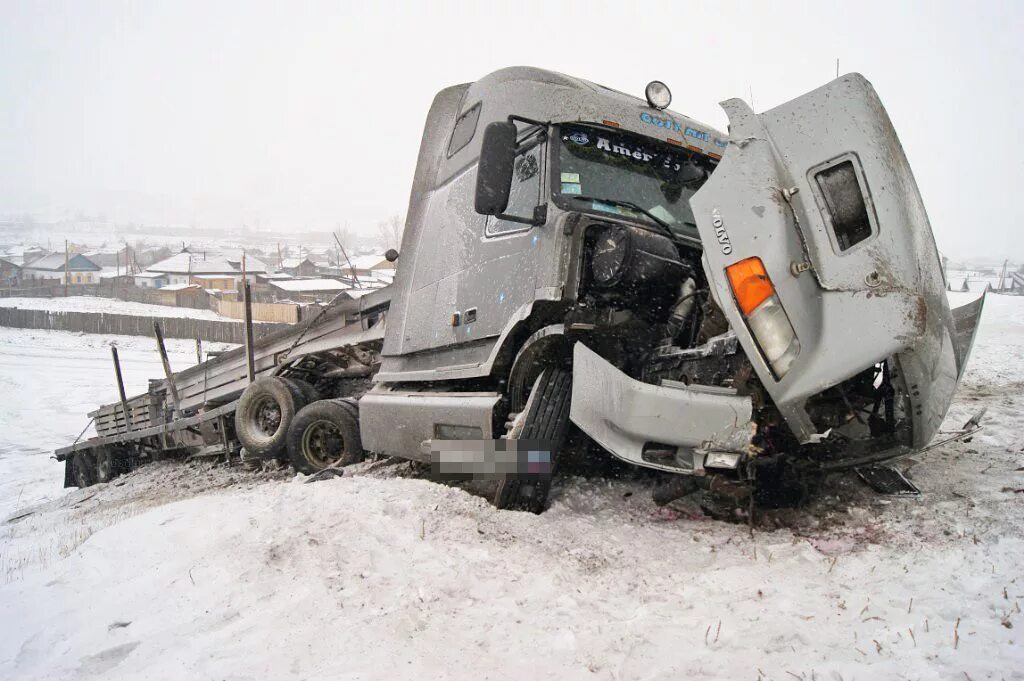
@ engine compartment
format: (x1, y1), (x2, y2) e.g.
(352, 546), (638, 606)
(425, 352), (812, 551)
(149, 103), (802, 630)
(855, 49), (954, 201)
(568, 218), (915, 478)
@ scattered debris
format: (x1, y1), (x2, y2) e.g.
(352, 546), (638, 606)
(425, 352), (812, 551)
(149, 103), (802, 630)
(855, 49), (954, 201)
(856, 467), (920, 495)
(304, 467), (345, 484)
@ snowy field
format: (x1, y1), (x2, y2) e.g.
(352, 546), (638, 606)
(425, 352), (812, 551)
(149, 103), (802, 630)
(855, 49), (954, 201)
(0, 329), (235, 519)
(0, 295), (233, 321)
(0, 293), (1022, 680)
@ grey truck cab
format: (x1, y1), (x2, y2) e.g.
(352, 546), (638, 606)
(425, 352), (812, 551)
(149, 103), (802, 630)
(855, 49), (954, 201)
(56, 66), (982, 514)
(356, 66), (983, 511)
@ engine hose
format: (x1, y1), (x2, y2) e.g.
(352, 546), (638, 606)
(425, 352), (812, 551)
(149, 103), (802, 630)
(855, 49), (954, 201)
(665, 277), (698, 341)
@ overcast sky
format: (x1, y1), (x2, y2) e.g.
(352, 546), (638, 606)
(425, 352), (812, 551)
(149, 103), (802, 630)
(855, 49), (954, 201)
(1, 0), (1020, 258)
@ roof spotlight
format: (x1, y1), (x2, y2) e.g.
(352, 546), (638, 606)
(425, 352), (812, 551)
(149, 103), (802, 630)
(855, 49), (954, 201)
(645, 80), (672, 110)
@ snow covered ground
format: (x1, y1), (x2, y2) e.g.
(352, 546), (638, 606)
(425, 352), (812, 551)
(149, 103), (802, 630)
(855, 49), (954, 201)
(0, 295), (233, 321)
(0, 293), (1022, 680)
(0, 328), (235, 519)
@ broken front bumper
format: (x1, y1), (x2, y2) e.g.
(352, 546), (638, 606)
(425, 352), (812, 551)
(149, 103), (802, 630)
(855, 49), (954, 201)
(569, 342), (754, 474)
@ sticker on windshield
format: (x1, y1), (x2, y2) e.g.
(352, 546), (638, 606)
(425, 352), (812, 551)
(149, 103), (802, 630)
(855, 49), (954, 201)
(591, 201), (620, 215)
(560, 172), (580, 183)
(561, 182), (582, 195)
(568, 131), (589, 145)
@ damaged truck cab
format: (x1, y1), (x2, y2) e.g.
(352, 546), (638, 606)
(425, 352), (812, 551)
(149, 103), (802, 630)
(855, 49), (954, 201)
(57, 66), (983, 515)
(359, 66), (983, 509)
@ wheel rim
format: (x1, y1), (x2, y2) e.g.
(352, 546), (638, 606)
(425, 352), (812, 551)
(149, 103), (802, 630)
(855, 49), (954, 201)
(96, 452), (112, 481)
(251, 395), (283, 439)
(75, 462), (90, 486)
(301, 419), (347, 469)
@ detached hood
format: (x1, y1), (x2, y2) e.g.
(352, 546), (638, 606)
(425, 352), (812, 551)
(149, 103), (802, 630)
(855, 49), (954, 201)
(690, 74), (973, 449)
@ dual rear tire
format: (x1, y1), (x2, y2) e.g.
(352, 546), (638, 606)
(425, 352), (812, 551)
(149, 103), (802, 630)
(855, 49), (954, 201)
(235, 376), (363, 473)
(71, 446), (130, 488)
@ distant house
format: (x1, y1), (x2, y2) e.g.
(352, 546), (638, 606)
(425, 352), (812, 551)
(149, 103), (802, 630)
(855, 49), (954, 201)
(83, 245), (133, 268)
(2, 246), (49, 267)
(145, 251), (267, 286)
(22, 253), (102, 284)
(133, 271), (168, 288)
(255, 272), (293, 283)
(345, 254), (394, 278)
(279, 257), (318, 277)
(0, 257), (22, 286)
(269, 278), (350, 303)
(192, 275), (238, 292)
(155, 283), (211, 307)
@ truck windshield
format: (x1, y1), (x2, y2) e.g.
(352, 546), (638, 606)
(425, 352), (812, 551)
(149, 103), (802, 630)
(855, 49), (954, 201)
(555, 123), (715, 241)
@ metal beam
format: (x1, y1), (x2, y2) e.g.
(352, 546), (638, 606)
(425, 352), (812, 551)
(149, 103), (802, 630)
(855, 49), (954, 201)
(111, 345), (131, 435)
(153, 321), (183, 417)
(242, 279), (256, 383)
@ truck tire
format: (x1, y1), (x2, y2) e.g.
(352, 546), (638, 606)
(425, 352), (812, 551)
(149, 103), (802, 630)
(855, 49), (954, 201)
(286, 399), (364, 474)
(235, 377), (304, 459)
(73, 451), (96, 488)
(285, 378), (320, 404)
(493, 367), (572, 513)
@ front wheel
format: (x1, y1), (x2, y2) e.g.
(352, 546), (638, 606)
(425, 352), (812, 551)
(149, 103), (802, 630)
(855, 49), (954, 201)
(493, 367), (572, 513)
(286, 399), (364, 474)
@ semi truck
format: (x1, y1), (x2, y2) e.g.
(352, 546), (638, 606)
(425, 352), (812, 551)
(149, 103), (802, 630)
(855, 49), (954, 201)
(56, 67), (985, 513)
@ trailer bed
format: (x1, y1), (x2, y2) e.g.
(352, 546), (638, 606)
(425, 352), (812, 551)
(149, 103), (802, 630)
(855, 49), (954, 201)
(55, 286), (390, 462)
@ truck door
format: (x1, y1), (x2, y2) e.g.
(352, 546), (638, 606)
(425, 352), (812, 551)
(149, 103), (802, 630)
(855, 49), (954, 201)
(392, 130), (556, 366)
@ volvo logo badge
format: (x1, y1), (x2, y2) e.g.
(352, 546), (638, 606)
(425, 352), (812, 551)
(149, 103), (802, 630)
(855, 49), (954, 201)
(712, 208), (733, 255)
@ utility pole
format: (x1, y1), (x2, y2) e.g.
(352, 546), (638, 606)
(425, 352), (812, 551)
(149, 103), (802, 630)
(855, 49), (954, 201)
(333, 231), (362, 288)
(64, 240), (69, 296)
(242, 277), (256, 384)
(836, 58), (840, 79)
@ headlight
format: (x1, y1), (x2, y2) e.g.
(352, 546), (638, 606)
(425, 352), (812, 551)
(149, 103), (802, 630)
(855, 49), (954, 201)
(726, 257), (801, 379)
(590, 224), (630, 287)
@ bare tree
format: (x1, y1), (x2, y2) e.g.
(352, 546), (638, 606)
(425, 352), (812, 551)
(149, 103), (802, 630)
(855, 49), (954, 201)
(376, 214), (404, 251)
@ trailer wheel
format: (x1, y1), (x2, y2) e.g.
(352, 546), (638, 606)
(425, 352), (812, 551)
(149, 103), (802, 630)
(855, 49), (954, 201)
(286, 399), (364, 474)
(493, 367), (572, 513)
(235, 377), (303, 459)
(93, 447), (130, 483)
(73, 451), (96, 488)
(94, 448), (116, 483)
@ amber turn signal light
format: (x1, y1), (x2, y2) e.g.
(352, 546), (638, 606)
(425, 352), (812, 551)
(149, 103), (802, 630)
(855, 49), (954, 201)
(726, 257), (775, 316)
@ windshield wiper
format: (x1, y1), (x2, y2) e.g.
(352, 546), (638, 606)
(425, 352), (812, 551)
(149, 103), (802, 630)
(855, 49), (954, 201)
(570, 195), (682, 244)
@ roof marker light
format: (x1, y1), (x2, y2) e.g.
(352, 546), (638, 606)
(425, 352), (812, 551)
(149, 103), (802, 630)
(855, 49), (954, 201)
(645, 81), (672, 110)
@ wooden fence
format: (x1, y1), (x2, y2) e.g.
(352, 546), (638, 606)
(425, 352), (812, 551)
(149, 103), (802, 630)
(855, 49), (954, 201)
(217, 299), (301, 324)
(0, 307), (288, 344)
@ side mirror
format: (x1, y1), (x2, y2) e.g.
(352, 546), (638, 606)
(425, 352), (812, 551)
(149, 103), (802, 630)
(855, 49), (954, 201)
(384, 249), (399, 262)
(474, 121), (517, 216)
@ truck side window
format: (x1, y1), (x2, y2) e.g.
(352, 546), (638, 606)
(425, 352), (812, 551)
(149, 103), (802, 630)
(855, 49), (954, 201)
(447, 102), (482, 157)
(485, 144), (544, 236)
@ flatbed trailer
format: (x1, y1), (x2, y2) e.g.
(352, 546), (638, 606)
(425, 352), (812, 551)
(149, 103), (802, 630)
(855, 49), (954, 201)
(55, 287), (391, 487)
